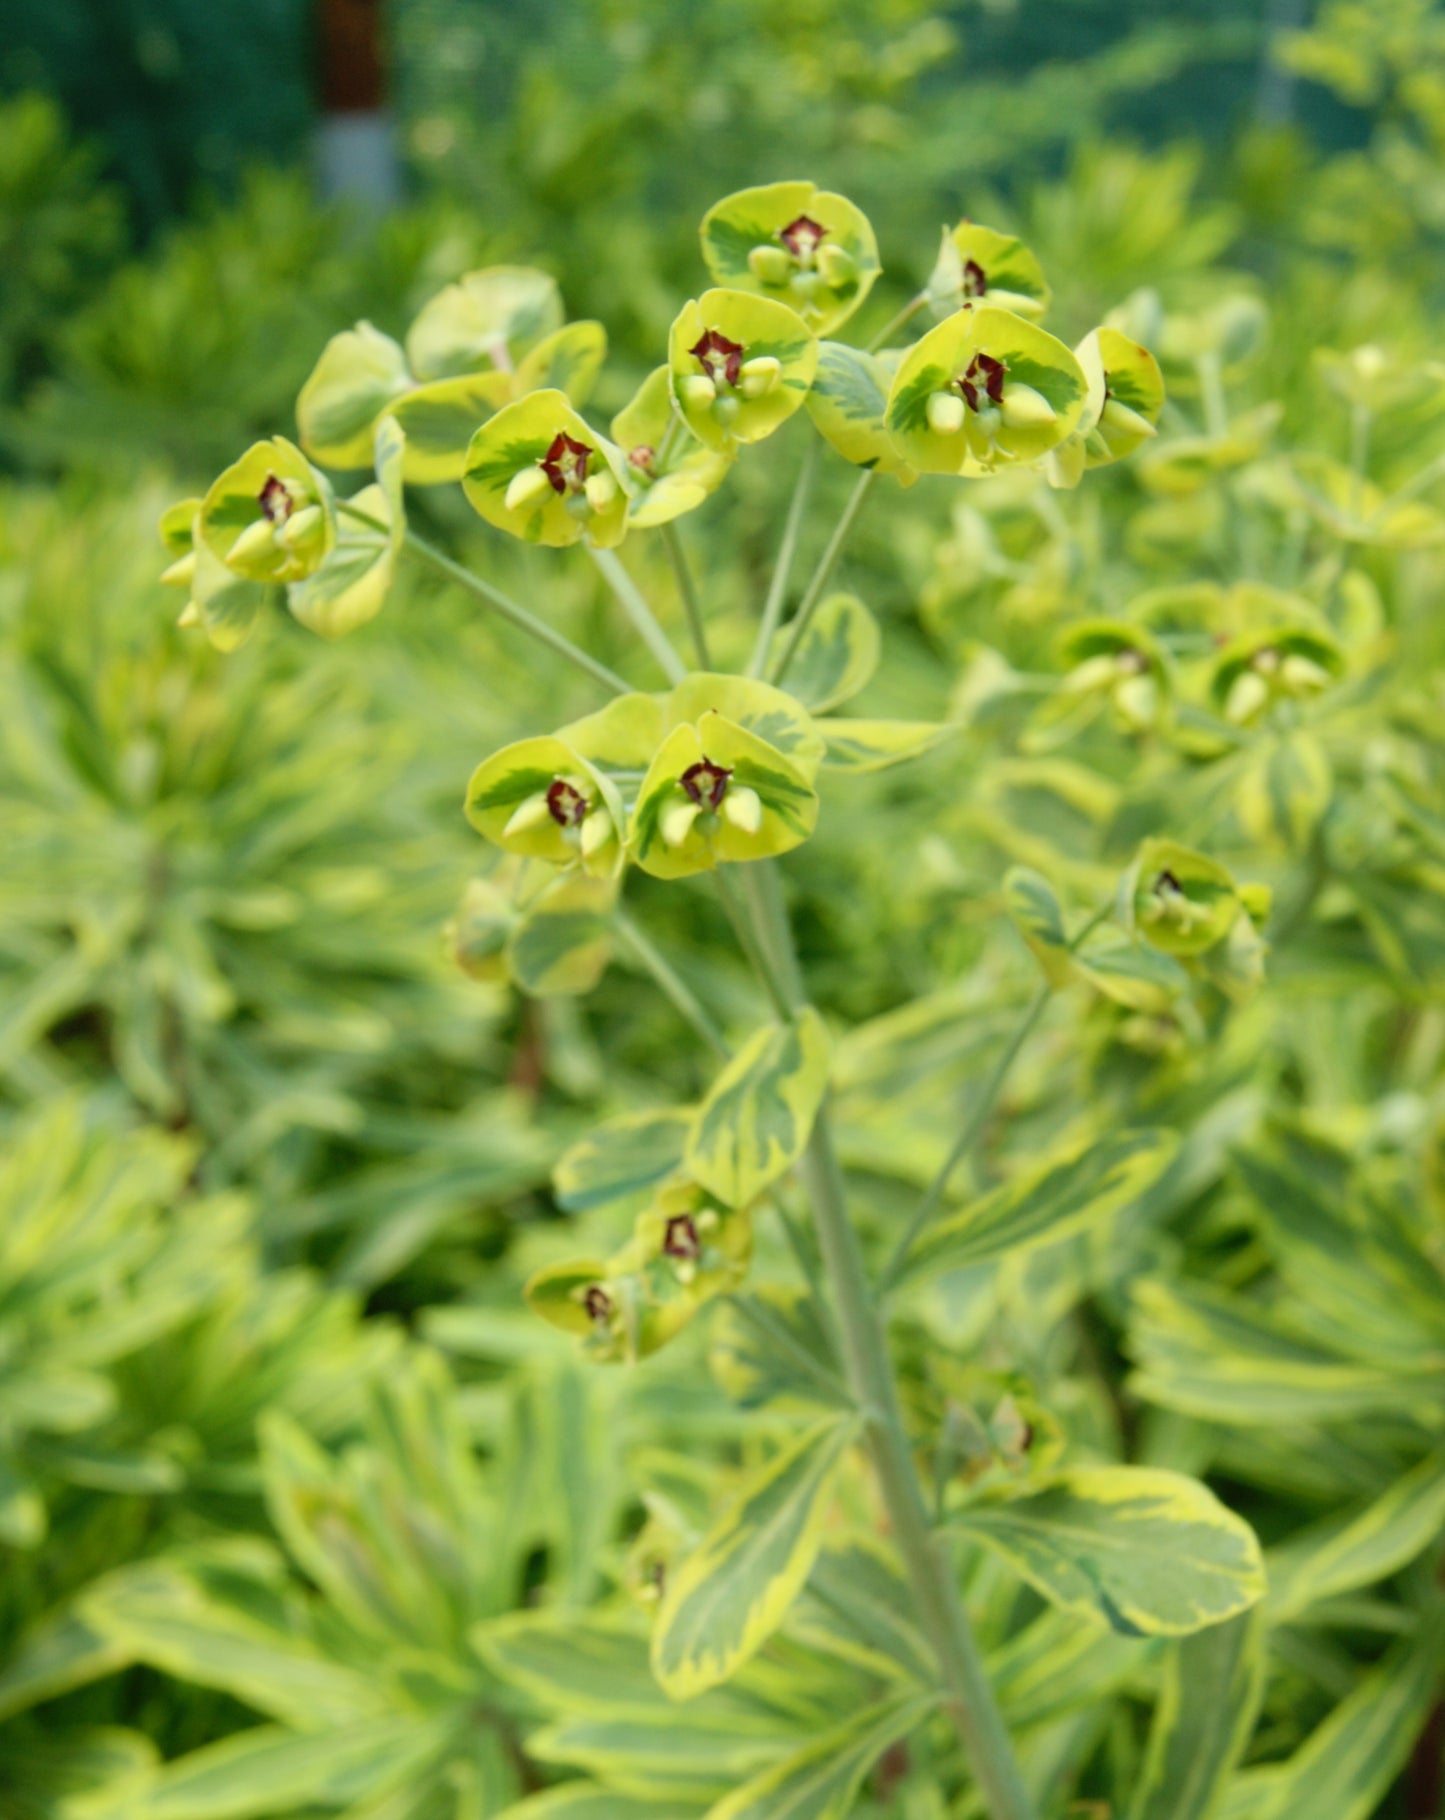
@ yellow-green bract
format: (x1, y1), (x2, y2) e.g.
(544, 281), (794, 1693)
(805, 340), (919, 484)
(928, 221), (1052, 319)
(405, 265), (564, 381)
(610, 365), (734, 528)
(288, 416), (406, 638)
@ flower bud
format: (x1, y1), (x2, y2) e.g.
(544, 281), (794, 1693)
(1280, 653), (1330, 695)
(277, 503), (324, 550)
(816, 243), (856, 287)
(227, 518), (279, 570)
(712, 394), (741, 427)
(504, 465), (554, 513)
(579, 806), (614, 861)
(721, 784), (763, 834)
(1224, 670), (1270, 725)
(1114, 672), (1159, 730)
(738, 355), (782, 399)
(177, 599), (203, 629)
(748, 244), (792, 285)
(927, 390), (966, 435)
(503, 792), (553, 838)
(1063, 654), (1121, 696)
(584, 470), (618, 513)
(789, 270), (822, 303)
(161, 551), (197, 589)
(1100, 396), (1158, 441)
(564, 492), (592, 520)
(661, 797), (702, 848)
(679, 374), (717, 410)
(1046, 438), (1087, 490)
(1000, 384), (1057, 429)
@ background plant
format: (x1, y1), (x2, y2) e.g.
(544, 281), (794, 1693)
(3, 8), (1445, 1818)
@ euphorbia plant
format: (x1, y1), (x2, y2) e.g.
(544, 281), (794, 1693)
(163, 184), (1273, 1820)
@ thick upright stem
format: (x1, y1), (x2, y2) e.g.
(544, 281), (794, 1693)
(736, 861), (1036, 1820)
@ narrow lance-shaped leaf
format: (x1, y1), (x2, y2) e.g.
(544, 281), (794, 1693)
(1128, 1610), (1265, 1820)
(818, 719), (952, 774)
(953, 1465), (1266, 1637)
(899, 1129), (1178, 1286)
(1003, 866), (1073, 986)
(652, 1416), (858, 1699)
(768, 592), (880, 716)
(705, 1692), (937, 1820)
(686, 1010), (832, 1208)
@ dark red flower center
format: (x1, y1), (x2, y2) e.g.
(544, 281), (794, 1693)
(961, 258), (988, 299)
(1155, 869), (1183, 896)
(690, 329), (744, 388)
(957, 352), (1006, 413)
(583, 1285), (612, 1325)
(680, 759), (731, 809)
(627, 444), (657, 473)
(780, 213), (828, 259)
(663, 1213), (701, 1261)
(540, 431), (592, 494)
(258, 473), (294, 525)
(546, 779), (588, 826)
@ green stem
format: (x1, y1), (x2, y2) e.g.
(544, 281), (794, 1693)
(748, 440), (818, 677)
(732, 863), (1036, 1820)
(341, 509), (631, 697)
(1349, 402), (1372, 519)
(866, 290), (928, 353)
(661, 523), (712, 670)
(615, 910), (728, 1059)
(587, 545), (689, 685)
(768, 470), (876, 686)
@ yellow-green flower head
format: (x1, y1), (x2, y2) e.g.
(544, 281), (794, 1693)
(465, 734), (625, 878)
(630, 706), (819, 881)
(1209, 625), (1344, 726)
(928, 223), (1051, 321)
(668, 290), (819, 453)
(610, 366), (734, 528)
(1057, 619), (1170, 734)
(296, 320), (412, 469)
(524, 1178), (751, 1365)
(462, 390), (632, 549)
(159, 496), (266, 652)
(387, 320), (609, 487)
(405, 265), (564, 382)
(1126, 839), (1244, 960)
(699, 181), (881, 336)
(200, 437), (335, 584)
(1075, 327), (1164, 474)
(885, 307), (1086, 477)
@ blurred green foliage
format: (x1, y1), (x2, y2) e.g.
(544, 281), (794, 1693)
(3, 4), (1445, 1815)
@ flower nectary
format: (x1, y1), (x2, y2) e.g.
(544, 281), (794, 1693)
(779, 212), (827, 260)
(540, 431), (592, 494)
(959, 353), (1007, 413)
(962, 258), (988, 299)
(663, 1213), (702, 1262)
(690, 329), (745, 388)
(258, 473), (295, 525)
(582, 1284), (613, 1327)
(680, 758), (732, 810)
(546, 777), (589, 826)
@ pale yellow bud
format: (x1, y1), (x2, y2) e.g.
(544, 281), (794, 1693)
(748, 244), (792, 285)
(738, 355), (781, 399)
(228, 518), (279, 569)
(679, 374), (717, 410)
(661, 797), (702, 848)
(721, 784), (763, 835)
(579, 807), (614, 860)
(278, 503), (323, 550)
(816, 243), (856, 287)
(584, 470), (618, 513)
(927, 390), (966, 435)
(1000, 383), (1057, 430)
(504, 465), (553, 513)
(1100, 396), (1157, 441)
(503, 792), (553, 837)
(161, 551), (197, 589)
(1225, 670), (1270, 724)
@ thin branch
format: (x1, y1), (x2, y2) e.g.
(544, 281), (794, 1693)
(748, 440), (818, 677)
(588, 545), (689, 685)
(614, 909), (728, 1059)
(661, 523), (712, 670)
(347, 509), (630, 696)
(768, 471), (876, 687)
